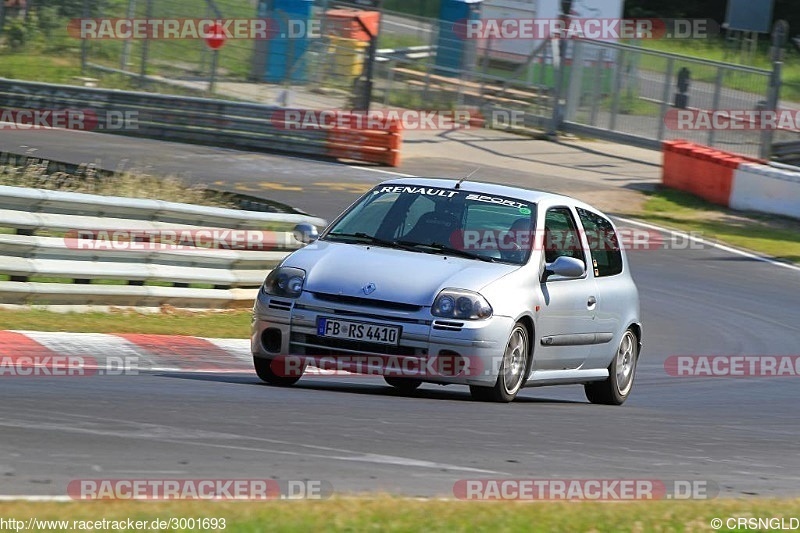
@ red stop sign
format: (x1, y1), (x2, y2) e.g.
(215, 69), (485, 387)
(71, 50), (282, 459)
(205, 22), (226, 50)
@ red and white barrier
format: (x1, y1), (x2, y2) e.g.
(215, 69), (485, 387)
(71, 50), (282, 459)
(731, 163), (800, 219)
(662, 140), (800, 219)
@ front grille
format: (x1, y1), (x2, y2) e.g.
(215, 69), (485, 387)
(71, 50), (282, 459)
(432, 320), (464, 331)
(290, 333), (425, 357)
(268, 298), (293, 311)
(311, 292), (423, 312)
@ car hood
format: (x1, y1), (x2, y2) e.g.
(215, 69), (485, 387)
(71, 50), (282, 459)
(283, 241), (518, 306)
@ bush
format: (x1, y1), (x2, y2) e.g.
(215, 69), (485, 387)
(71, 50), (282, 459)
(36, 6), (60, 39)
(5, 19), (27, 51)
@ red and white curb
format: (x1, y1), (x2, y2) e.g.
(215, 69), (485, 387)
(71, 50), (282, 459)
(0, 330), (252, 374)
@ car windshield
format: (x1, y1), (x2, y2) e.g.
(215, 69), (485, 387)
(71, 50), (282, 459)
(323, 184), (536, 265)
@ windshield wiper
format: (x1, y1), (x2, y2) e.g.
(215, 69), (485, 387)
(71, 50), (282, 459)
(325, 232), (418, 251)
(396, 240), (497, 262)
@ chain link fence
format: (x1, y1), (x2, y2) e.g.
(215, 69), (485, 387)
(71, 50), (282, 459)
(2, 1), (793, 160)
(562, 39), (781, 158)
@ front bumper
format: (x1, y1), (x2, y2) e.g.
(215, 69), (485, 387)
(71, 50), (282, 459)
(251, 290), (513, 386)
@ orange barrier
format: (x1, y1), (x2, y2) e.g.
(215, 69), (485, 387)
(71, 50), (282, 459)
(661, 140), (763, 206)
(326, 117), (402, 167)
(324, 9), (381, 41)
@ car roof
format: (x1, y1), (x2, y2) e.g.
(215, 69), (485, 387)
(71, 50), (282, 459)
(378, 177), (600, 212)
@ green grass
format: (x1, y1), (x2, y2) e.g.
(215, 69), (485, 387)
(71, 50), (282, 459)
(378, 33), (432, 49)
(0, 308), (251, 337)
(639, 188), (800, 264)
(383, 0), (441, 19)
(0, 498), (798, 532)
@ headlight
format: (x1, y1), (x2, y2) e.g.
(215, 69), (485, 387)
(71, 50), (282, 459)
(432, 289), (492, 320)
(262, 267), (306, 298)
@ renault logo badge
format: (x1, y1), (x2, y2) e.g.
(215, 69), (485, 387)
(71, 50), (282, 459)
(362, 283), (376, 295)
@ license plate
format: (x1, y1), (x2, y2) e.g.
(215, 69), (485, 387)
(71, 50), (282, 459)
(317, 317), (401, 346)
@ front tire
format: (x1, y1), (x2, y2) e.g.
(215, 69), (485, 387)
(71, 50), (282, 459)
(470, 323), (530, 403)
(253, 356), (304, 386)
(584, 329), (638, 405)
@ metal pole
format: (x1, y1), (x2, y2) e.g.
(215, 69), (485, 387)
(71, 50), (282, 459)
(139, 0), (153, 86)
(564, 39), (584, 123)
(609, 49), (625, 131)
(708, 66), (724, 147)
(760, 61), (782, 160)
(120, 0), (136, 71)
(209, 50), (219, 94)
(657, 57), (674, 140)
(548, 0), (572, 136)
(383, 58), (395, 106)
(589, 48), (605, 126)
(314, 0), (331, 86)
(80, 0), (90, 74)
(548, 37), (566, 136)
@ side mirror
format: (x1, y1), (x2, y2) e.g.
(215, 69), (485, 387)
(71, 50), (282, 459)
(542, 256), (585, 282)
(293, 223), (318, 244)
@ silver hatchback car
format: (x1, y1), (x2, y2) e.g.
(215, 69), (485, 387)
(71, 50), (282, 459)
(252, 178), (642, 404)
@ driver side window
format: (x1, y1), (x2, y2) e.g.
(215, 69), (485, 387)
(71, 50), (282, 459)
(543, 207), (585, 264)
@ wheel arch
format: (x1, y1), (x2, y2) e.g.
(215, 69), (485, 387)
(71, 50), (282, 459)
(515, 313), (536, 381)
(627, 322), (643, 355)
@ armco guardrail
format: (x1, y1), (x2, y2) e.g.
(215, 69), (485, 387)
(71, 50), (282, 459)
(0, 186), (327, 309)
(0, 78), (402, 167)
(662, 140), (800, 220)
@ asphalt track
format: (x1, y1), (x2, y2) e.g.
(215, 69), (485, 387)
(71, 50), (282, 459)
(1, 130), (799, 499)
(0, 128), (657, 221)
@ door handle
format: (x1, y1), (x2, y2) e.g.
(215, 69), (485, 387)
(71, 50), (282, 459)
(587, 296), (597, 308)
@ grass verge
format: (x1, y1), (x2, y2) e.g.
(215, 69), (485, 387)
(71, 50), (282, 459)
(0, 498), (798, 532)
(637, 188), (800, 264)
(0, 308), (251, 338)
(0, 157), (236, 208)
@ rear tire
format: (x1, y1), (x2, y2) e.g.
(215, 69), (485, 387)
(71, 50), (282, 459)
(584, 329), (638, 405)
(384, 376), (422, 392)
(253, 356), (304, 386)
(470, 323), (530, 403)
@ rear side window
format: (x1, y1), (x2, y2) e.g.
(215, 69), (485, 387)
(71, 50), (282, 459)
(576, 208), (623, 277)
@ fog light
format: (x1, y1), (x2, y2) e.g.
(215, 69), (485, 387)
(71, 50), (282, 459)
(261, 328), (282, 353)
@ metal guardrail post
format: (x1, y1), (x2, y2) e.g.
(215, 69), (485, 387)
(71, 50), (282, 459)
(657, 57), (674, 141)
(760, 61), (783, 160)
